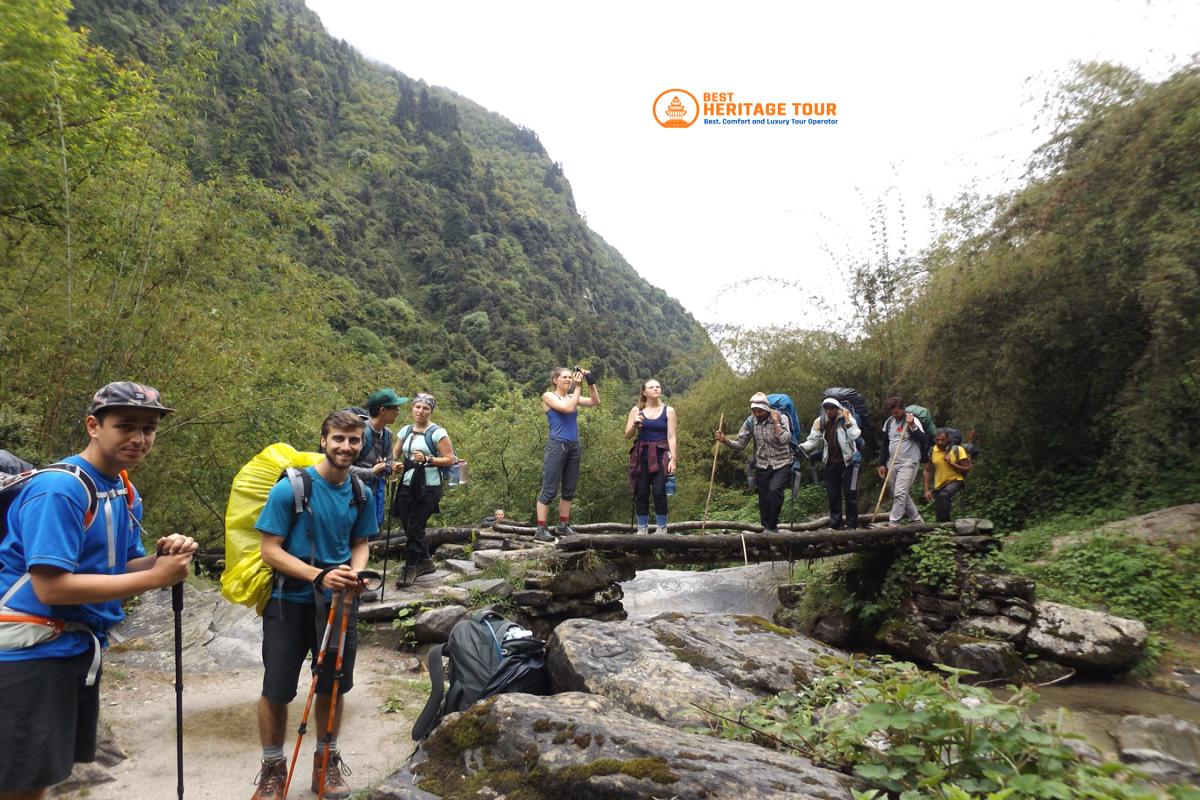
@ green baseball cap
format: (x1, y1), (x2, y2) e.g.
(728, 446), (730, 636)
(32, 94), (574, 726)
(367, 388), (408, 413)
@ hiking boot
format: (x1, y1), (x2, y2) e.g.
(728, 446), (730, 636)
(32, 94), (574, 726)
(250, 757), (287, 800)
(533, 526), (557, 544)
(413, 558), (437, 578)
(312, 750), (353, 799)
(636, 525), (649, 536)
(555, 522), (577, 537)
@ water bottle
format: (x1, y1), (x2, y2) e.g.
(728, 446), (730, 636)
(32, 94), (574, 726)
(665, 474), (676, 497)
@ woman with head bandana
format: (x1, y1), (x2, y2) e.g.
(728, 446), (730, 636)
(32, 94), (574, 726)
(390, 393), (455, 586)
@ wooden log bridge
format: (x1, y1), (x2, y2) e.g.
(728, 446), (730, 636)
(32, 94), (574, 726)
(553, 524), (940, 562)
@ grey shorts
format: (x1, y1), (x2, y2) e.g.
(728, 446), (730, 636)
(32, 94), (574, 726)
(538, 438), (581, 504)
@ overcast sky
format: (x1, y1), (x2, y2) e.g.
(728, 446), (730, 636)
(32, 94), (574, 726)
(305, 1), (1198, 328)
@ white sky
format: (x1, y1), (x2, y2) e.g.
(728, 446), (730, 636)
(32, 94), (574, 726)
(305, 1), (1198, 328)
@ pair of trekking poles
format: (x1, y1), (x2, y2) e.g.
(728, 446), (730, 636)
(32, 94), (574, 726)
(167, 570), (382, 800)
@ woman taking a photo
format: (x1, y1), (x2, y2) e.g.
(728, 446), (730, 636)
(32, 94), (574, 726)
(624, 379), (677, 535)
(536, 366), (600, 543)
(391, 392), (455, 586)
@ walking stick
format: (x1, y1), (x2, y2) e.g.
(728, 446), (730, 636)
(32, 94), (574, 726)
(282, 593), (341, 800)
(873, 423), (908, 516)
(380, 477), (396, 601)
(702, 413), (725, 532)
(317, 591), (354, 800)
(172, 581), (184, 800)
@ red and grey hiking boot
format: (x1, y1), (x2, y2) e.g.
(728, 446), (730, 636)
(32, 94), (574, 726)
(312, 750), (353, 799)
(249, 758), (286, 800)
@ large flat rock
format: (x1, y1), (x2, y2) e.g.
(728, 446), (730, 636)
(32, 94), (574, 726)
(1026, 601), (1147, 671)
(368, 692), (855, 799)
(547, 613), (839, 727)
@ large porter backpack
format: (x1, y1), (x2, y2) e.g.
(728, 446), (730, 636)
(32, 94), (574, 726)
(904, 404), (936, 463)
(822, 387), (875, 454)
(411, 609), (548, 740)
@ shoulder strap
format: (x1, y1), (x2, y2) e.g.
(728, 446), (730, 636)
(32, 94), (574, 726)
(411, 643), (447, 741)
(423, 424), (440, 454)
(349, 474), (367, 508)
(284, 467), (311, 515)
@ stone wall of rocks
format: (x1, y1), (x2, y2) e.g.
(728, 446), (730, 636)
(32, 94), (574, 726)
(785, 519), (1150, 681)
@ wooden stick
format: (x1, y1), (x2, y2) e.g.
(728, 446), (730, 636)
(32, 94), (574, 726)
(873, 422), (907, 516)
(702, 413), (725, 532)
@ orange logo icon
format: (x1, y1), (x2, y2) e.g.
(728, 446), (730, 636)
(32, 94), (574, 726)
(653, 89), (699, 128)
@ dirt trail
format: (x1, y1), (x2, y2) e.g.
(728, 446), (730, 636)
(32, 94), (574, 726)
(55, 642), (427, 799)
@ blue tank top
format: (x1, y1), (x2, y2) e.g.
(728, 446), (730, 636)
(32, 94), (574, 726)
(638, 406), (669, 443)
(547, 406), (579, 442)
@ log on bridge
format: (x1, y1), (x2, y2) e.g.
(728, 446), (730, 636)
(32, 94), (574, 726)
(556, 524), (941, 562)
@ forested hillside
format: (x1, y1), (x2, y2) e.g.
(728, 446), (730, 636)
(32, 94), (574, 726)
(69, 0), (718, 404)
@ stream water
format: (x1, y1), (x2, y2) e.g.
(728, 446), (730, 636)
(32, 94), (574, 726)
(620, 564), (1200, 756)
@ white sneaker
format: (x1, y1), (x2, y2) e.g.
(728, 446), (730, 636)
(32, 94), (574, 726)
(636, 526), (649, 536)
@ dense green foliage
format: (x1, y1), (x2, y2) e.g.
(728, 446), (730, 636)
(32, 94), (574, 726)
(717, 656), (1200, 799)
(69, 0), (718, 407)
(0, 0), (714, 543)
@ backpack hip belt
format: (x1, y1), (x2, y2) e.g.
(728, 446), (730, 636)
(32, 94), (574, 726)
(0, 576), (102, 684)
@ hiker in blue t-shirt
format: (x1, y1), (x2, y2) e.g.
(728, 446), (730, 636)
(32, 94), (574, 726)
(0, 381), (195, 798)
(536, 366), (601, 543)
(250, 409), (378, 800)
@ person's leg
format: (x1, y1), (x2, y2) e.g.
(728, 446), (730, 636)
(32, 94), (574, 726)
(311, 600), (358, 798)
(754, 465), (771, 528)
(894, 462), (923, 522)
(651, 463), (668, 530)
(935, 480), (962, 522)
(762, 466), (788, 530)
(408, 490), (441, 574)
(558, 442), (582, 534)
(634, 458), (651, 532)
(824, 460), (845, 528)
(537, 440), (566, 530)
(844, 461), (860, 529)
(0, 652), (96, 799)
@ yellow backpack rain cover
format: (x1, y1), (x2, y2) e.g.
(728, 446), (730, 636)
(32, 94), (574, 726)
(221, 443), (323, 614)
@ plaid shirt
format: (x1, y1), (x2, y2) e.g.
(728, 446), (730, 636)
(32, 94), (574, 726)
(726, 413), (793, 469)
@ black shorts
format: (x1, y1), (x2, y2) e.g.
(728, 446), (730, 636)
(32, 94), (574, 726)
(0, 651), (100, 791)
(261, 598), (358, 704)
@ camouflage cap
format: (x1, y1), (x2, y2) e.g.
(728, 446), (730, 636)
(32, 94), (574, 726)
(88, 381), (174, 417)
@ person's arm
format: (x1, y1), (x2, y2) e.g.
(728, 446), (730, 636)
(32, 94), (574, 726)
(948, 446), (972, 474)
(666, 407), (678, 474)
(542, 388), (579, 414)
(624, 406), (642, 440)
(923, 462), (934, 501)
(842, 408), (860, 440)
(799, 418), (823, 456)
(718, 419), (752, 450)
(907, 415), (929, 452)
(126, 533), (199, 573)
(578, 371), (601, 408)
(768, 411), (790, 444)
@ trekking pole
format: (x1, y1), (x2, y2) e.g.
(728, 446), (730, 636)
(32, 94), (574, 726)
(702, 413), (724, 532)
(317, 591), (354, 800)
(380, 477), (396, 601)
(872, 425), (907, 516)
(172, 581), (184, 800)
(281, 594), (341, 800)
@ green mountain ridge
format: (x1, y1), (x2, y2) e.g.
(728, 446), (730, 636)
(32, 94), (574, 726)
(69, 0), (718, 406)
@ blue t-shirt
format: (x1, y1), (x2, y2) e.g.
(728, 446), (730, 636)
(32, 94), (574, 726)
(0, 455), (146, 661)
(255, 466), (378, 604)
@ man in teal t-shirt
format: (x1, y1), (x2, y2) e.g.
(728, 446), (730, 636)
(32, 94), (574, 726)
(250, 409), (377, 800)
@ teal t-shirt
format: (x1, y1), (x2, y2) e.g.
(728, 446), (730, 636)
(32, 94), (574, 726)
(255, 466), (378, 604)
(396, 425), (449, 487)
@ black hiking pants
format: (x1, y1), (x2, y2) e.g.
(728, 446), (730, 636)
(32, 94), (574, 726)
(754, 465), (790, 531)
(933, 480), (963, 522)
(634, 448), (669, 518)
(393, 481), (443, 565)
(824, 458), (860, 530)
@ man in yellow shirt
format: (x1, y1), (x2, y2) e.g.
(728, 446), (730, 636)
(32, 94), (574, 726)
(923, 429), (972, 522)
